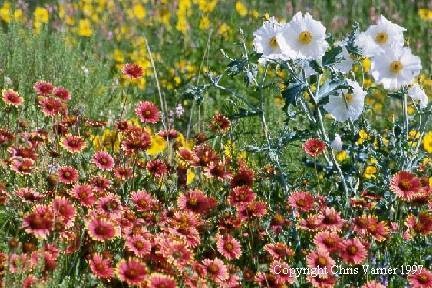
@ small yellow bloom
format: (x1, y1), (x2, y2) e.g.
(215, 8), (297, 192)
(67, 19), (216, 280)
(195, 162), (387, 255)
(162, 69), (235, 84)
(336, 150), (348, 162)
(13, 9), (23, 22)
(132, 3), (146, 20)
(147, 135), (167, 156)
(198, 0), (218, 13)
(363, 165), (377, 179)
(0, 6), (11, 23)
(199, 16), (210, 30)
(356, 129), (370, 145)
(361, 57), (371, 73)
(423, 131), (432, 153)
(78, 19), (93, 37)
(187, 169), (195, 184)
(418, 8), (432, 22)
(34, 7), (49, 24)
(235, 1), (248, 17)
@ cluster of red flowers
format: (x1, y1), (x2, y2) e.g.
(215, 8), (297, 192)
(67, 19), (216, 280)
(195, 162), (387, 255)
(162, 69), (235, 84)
(0, 75), (431, 288)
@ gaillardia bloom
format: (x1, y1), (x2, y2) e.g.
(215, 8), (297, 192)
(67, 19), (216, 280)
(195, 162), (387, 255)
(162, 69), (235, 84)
(2, 89), (23, 106)
(122, 63), (144, 79)
(22, 204), (54, 239)
(390, 171), (421, 201)
(303, 138), (326, 157)
(135, 101), (160, 124)
(87, 217), (119, 242)
(92, 151), (115, 171)
(116, 258), (148, 285)
(60, 135), (87, 153)
(88, 253), (114, 279)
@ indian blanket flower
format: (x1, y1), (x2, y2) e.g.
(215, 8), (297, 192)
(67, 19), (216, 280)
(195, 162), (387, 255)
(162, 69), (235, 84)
(87, 216), (119, 242)
(356, 15), (406, 57)
(92, 151), (115, 171)
(52, 86), (71, 101)
(177, 189), (217, 215)
(146, 159), (169, 178)
(131, 190), (159, 212)
(216, 234), (242, 260)
(288, 191), (315, 212)
(303, 138), (326, 157)
(278, 12), (329, 60)
(33, 80), (54, 96)
(22, 204), (54, 239)
(228, 186), (256, 207)
(135, 101), (160, 123)
(408, 84), (428, 109)
(96, 193), (122, 218)
(116, 258), (148, 285)
(38, 96), (66, 116)
(122, 63), (144, 79)
(52, 197), (76, 229)
(324, 79), (367, 122)
(113, 166), (134, 180)
(306, 248), (335, 271)
(362, 280), (386, 288)
(15, 187), (44, 203)
(210, 113), (231, 134)
(405, 212), (432, 236)
(10, 157), (35, 175)
(2, 89), (23, 106)
(339, 238), (368, 264)
(88, 253), (114, 279)
(253, 17), (288, 61)
(147, 273), (177, 288)
(57, 166), (79, 184)
(125, 234), (152, 257)
(313, 231), (342, 254)
(60, 135), (87, 153)
(70, 184), (96, 207)
(202, 258), (229, 283)
(407, 268), (432, 288)
(371, 46), (421, 90)
(390, 171), (421, 201)
(264, 242), (294, 260)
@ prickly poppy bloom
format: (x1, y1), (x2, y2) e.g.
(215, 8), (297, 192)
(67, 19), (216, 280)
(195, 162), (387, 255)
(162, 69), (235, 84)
(202, 258), (229, 283)
(122, 63), (144, 79)
(339, 238), (368, 264)
(33, 80), (54, 96)
(288, 191), (315, 212)
(88, 253), (114, 279)
(15, 187), (44, 203)
(390, 171), (421, 201)
(2, 89), (23, 106)
(58, 166), (79, 184)
(362, 280), (386, 288)
(147, 273), (177, 288)
(264, 242), (294, 261)
(177, 189), (217, 215)
(131, 190), (159, 212)
(125, 234), (152, 257)
(22, 204), (54, 239)
(216, 234), (242, 261)
(313, 231), (342, 254)
(60, 135), (87, 153)
(303, 138), (326, 157)
(52, 86), (71, 101)
(10, 157), (34, 175)
(52, 197), (76, 228)
(135, 101), (160, 123)
(228, 186), (256, 207)
(92, 151), (115, 171)
(116, 258), (148, 285)
(38, 96), (66, 117)
(70, 184), (96, 208)
(146, 159), (168, 178)
(87, 216), (119, 242)
(408, 268), (432, 288)
(306, 248), (335, 271)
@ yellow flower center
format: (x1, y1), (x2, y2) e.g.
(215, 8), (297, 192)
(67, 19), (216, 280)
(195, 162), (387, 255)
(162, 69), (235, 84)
(375, 32), (389, 44)
(389, 60), (403, 74)
(344, 93), (354, 104)
(298, 31), (313, 45)
(269, 36), (278, 49)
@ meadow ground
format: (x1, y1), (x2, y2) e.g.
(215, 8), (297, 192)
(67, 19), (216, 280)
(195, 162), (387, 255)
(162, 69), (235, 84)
(0, 1), (431, 287)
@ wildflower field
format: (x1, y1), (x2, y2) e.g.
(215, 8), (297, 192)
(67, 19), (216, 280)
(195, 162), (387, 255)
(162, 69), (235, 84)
(1, 1), (432, 287)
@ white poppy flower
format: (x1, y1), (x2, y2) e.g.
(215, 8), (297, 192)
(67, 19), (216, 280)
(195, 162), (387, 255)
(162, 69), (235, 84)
(408, 84), (428, 109)
(331, 134), (343, 151)
(371, 46), (421, 90)
(334, 46), (354, 74)
(253, 17), (291, 62)
(277, 12), (328, 60)
(323, 79), (367, 122)
(355, 15), (406, 57)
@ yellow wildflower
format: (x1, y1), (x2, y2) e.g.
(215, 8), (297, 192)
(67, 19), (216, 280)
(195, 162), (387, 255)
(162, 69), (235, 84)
(34, 7), (49, 24)
(199, 16), (210, 30)
(187, 169), (195, 184)
(336, 150), (348, 162)
(235, 1), (248, 17)
(78, 19), (93, 37)
(423, 131), (432, 153)
(363, 165), (377, 179)
(132, 3), (146, 20)
(0, 2), (11, 23)
(356, 129), (370, 145)
(13, 9), (23, 22)
(418, 8), (432, 22)
(361, 57), (371, 73)
(147, 135), (167, 156)
(113, 49), (125, 63)
(198, 0), (217, 13)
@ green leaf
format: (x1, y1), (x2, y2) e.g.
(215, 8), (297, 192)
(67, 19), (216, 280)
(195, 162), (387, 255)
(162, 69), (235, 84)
(316, 78), (349, 103)
(282, 81), (307, 108)
(322, 46), (343, 67)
